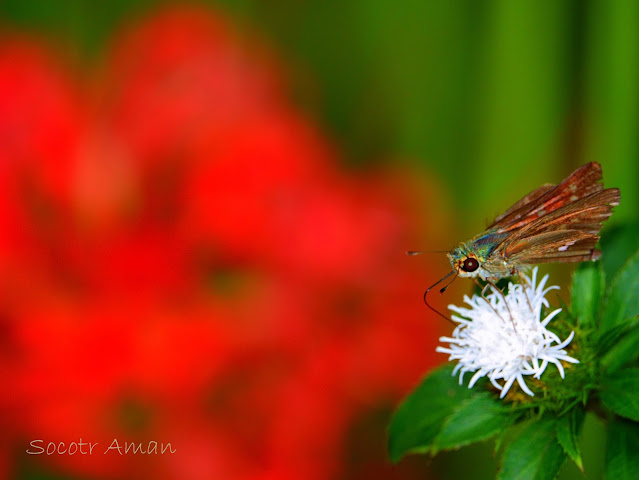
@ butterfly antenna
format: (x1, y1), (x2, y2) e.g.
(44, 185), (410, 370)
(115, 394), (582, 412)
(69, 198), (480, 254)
(406, 250), (450, 255)
(423, 270), (457, 325)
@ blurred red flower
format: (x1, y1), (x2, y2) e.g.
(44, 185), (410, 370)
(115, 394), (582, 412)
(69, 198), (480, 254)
(0, 6), (451, 480)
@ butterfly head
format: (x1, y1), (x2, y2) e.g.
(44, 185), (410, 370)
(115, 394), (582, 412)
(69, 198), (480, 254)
(448, 246), (484, 278)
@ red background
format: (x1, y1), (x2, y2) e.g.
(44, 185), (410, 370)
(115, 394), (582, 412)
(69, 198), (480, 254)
(0, 6), (452, 479)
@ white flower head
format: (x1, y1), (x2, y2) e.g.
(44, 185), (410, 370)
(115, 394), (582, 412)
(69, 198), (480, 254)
(436, 267), (579, 399)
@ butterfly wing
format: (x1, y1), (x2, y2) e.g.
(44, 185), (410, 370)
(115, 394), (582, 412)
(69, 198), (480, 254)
(491, 183), (555, 224)
(505, 188), (620, 236)
(477, 163), (620, 273)
(493, 230), (600, 265)
(492, 187), (620, 265)
(489, 162), (606, 233)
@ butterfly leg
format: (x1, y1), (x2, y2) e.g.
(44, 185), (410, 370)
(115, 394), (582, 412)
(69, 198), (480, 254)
(472, 278), (503, 322)
(513, 268), (534, 313)
(486, 279), (517, 332)
(472, 278), (516, 331)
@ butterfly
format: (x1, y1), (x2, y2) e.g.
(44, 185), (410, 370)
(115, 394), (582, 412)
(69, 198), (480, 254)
(415, 162), (620, 321)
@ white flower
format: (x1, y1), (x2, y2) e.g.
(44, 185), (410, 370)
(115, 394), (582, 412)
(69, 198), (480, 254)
(436, 267), (579, 399)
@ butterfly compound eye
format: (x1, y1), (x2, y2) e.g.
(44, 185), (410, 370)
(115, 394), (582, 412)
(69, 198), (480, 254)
(461, 257), (479, 272)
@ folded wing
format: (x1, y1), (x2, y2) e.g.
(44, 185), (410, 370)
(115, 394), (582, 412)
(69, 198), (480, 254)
(495, 187), (620, 264)
(489, 162), (606, 233)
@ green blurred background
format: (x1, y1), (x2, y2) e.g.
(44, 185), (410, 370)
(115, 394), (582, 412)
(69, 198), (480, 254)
(2, 0), (637, 228)
(2, 1), (637, 479)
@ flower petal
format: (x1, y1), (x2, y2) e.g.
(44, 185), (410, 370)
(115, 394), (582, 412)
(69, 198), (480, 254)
(438, 267), (578, 399)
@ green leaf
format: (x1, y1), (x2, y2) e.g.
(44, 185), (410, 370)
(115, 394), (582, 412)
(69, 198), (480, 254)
(555, 406), (585, 472)
(605, 418), (639, 480)
(570, 262), (604, 329)
(433, 394), (514, 453)
(601, 319), (639, 373)
(599, 224), (639, 282)
(601, 250), (639, 332)
(596, 321), (633, 356)
(600, 368), (639, 421)
(388, 365), (474, 463)
(498, 418), (565, 480)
